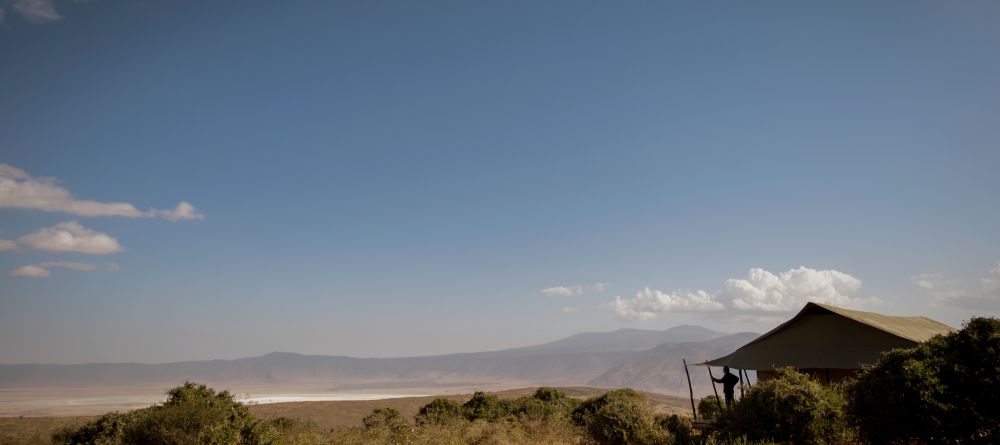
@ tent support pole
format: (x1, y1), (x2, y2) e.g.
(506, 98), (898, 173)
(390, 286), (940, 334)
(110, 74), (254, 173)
(682, 358), (697, 420)
(739, 369), (745, 399)
(707, 366), (723, 411)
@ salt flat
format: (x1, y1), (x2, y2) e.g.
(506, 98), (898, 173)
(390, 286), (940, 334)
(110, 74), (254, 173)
(0, 385), (435, 417)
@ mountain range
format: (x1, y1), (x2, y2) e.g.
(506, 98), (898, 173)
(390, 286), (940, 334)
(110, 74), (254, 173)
(0, 325), (758, 397)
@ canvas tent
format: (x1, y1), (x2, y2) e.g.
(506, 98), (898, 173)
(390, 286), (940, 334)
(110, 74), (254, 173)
(703, 302), (954, 383)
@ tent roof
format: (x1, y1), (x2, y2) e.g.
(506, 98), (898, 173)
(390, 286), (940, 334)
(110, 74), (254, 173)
(703, 302), (954, 370)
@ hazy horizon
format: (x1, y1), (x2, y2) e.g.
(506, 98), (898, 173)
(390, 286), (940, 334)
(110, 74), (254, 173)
(2, 1), (999, 365)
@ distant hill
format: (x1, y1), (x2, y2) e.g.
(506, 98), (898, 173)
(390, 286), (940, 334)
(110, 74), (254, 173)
(510, 325), (728, 354)
(588, 332), (760, 396)
(0, 326), (756, 397)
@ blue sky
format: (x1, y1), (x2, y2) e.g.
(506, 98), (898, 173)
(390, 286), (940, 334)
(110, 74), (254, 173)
(1, 0), (998, 364)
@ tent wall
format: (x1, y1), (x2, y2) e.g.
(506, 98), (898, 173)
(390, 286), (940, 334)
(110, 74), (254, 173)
(707, 313), (918, 369)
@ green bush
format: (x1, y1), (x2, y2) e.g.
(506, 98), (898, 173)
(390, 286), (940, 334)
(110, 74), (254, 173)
(698, 395), (723, 420)
(53, 410), (139, 445)
(509, 388), (579, 421)
(53, 382), (277, 445)
(462, 391), (513, 422)
(415, 398), (463, 426)
(660, 414), (695, 445)
(846, 317), (1000, 444)
(572, 388), (668, 445)
(717, 368), (848, 444)
(362, 407), (404, 430)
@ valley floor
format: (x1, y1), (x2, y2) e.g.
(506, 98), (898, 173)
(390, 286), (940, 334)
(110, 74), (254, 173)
(0, 387), (692, 444)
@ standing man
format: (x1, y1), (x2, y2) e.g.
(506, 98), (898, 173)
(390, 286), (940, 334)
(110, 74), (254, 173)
(712, 366), (741, 408)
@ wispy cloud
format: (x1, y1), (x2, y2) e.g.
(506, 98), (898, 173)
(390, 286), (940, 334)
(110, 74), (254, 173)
(12, 0), (60, 24)
(561, 306), (578, 314)
(541, 283), (609, 297)
(18, 221), (122, 254)
(542, 285), (583, 297)
(106, 262), (120, 272)
(0, 163), (204, 221)
(0, 238), (17, 251)
(38, 261), (98, 271)
(8, 261), (100, 278)
(607, 266), (878, 321)
(9, 264), (50, 278)
(910, 273), (965, 299)
(157, 201), (205, 221)
(915, 263), (1000, 311)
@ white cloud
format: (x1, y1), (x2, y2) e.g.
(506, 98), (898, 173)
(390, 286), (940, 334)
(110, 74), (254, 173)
(9, 265), (50, 278)
(106, 262), (120, 272)
(561, 306), (578, 314)
(609, 288), (724, 321)
(606, 266), (874, 321)
(0, 238), (17, 251)
(38, 261), (97, 271)
(542, 285), (583, 297)
(12, 0), (60, 23)
(541, 282), (609, 297)
(590, 282), (610, 292)
(722, 267), (863, 312)
(8, 261), (102, 278)
(0, 163), (203, 221)
(158, 201), (205, 221)
(0, 164), (30, 179)
(18, 221), (122, 254)
(910, 273), (965, 299)
(919, 263), (1000, 311)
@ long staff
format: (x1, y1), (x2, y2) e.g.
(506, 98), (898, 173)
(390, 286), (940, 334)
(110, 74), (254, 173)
(682, 359), (697, 420)
(707, 366), (723, 411)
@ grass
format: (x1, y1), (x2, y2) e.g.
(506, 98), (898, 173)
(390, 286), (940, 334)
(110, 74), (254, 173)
(0, 387), (691, 444)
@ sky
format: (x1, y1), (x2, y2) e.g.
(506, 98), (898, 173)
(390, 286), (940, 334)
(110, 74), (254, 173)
(1, 0), (998, 365)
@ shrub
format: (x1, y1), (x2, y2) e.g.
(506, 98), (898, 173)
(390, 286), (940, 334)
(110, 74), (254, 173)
(415, 398), (463, 426)
(362, 407), (404, 430)
(53, 411), (138, 445)
(846, 317), (1000, 444)
(510, 388), (579, 421)
(572, 389), (668, 445)
(698, 395), (723, 420)
(660, 414), (695, 445)
(52, 382), (278, 445)
(462, 391), (513, 422)
(717, 368), (848, 444)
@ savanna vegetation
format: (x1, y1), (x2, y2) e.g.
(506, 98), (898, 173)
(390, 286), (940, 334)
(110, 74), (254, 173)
(28, 317), (1000, 444)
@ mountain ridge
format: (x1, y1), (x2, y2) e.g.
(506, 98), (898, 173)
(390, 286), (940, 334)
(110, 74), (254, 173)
(0, 325), (756, 397)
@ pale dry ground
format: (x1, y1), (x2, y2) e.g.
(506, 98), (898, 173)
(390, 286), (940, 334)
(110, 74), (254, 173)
(0, 387), (693, 444)
(0, 383), (448, 417)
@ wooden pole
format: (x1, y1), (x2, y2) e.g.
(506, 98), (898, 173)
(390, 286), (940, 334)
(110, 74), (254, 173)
(707, 366), (723, 411)
(682, 358), (697, 420)
(739, 369), (745, 399)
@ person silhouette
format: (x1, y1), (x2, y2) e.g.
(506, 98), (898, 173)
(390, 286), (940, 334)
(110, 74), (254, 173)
(712, 366), (741, 408)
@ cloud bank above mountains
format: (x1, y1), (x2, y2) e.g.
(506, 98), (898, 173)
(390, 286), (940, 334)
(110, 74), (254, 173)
(608, 266), (881, 321)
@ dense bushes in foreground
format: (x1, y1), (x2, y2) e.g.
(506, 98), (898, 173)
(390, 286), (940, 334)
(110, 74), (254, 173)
(52, 382), (286, 445)
(716, 368), (850, 445)
(50, 318), (1000, 444)
(846, 317), (1000, 444)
